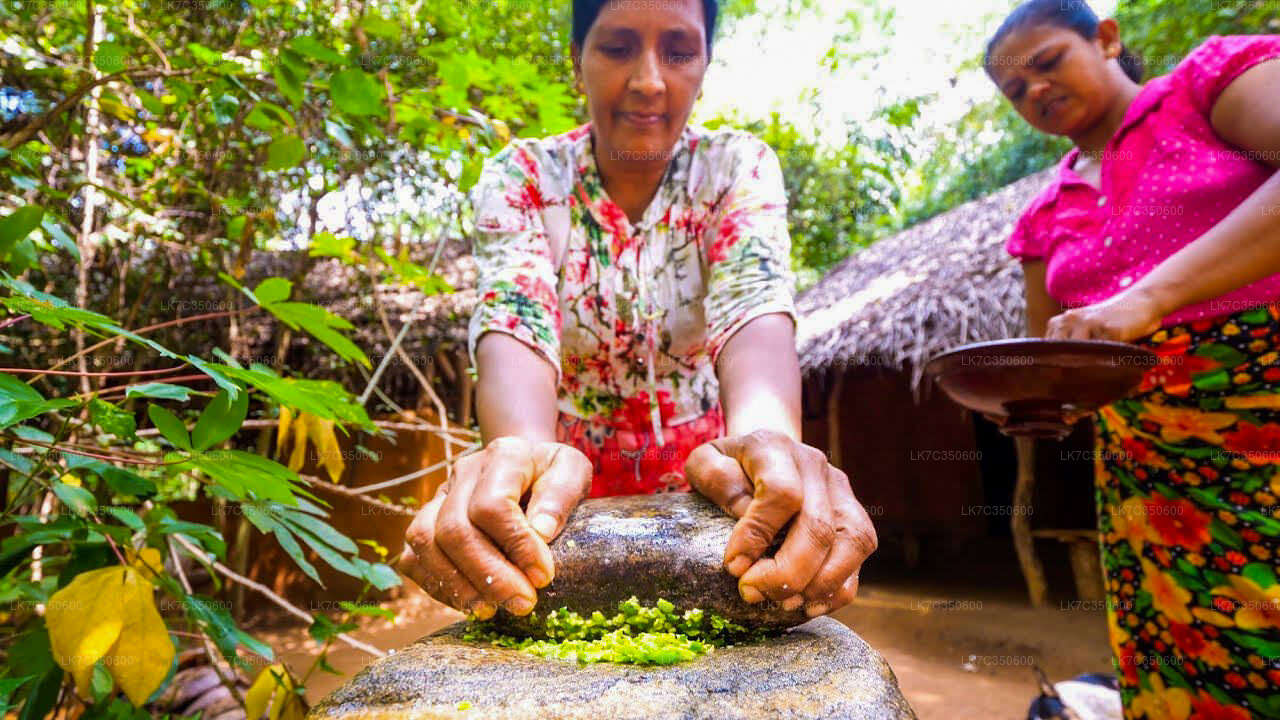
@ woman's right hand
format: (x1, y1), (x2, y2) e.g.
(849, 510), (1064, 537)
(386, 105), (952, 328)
(396, 437), (592, 619)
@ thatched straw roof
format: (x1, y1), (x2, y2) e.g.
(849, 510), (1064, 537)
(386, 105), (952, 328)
(795, 169), (1054, 385)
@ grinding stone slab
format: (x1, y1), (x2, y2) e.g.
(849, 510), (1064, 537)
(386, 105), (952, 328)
(307, 617), (916, 720)
(492, 492), (809, 632)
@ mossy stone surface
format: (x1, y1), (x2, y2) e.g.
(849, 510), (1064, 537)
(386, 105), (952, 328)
(308, 617), (916, 720)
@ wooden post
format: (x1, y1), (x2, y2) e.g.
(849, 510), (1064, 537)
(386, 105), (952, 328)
(825, 370), (846, 470)
(1013, 436), (1048, 607)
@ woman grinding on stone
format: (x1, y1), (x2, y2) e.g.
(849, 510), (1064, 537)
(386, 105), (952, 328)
(397, 0), (878, 624)
(986, 2), (1280, 716)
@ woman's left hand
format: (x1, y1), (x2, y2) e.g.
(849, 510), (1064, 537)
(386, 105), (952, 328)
(684, 430), (878, 618)
(1045, 288), (1166, 342)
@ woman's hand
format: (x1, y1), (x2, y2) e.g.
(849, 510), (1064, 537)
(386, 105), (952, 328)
(1045, 288), (1165, 342)
(396, 437), (592, 619)
(684, 430), (878, 618)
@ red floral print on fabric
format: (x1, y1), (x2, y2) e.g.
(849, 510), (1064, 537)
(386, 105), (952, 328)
(468, 123), (796, 495)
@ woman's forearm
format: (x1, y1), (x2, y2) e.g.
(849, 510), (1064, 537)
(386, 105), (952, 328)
(1022, 260), (1060, 338)
(714, 313), (803, 441)
(474, 332), (559, 445)
(1134, 172), (1280, 317)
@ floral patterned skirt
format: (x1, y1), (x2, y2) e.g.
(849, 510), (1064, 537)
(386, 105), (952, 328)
(556, 406), (725, 497)
(1096, 305), (1280, 720)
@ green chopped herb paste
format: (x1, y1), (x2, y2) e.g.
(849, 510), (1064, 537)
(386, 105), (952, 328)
(463, 596), (764, 666)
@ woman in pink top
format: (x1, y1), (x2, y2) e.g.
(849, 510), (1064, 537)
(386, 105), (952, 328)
(987, 1), (1280, 717)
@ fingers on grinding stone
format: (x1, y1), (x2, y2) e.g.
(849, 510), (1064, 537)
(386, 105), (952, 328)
(436, 463), (537, 615)
(402, 497), (482, 614)
(739, 447), (835, 601)
(684, 441), (753, 521)
(468, 443), (556, 589)
(525, 444), (592, 545)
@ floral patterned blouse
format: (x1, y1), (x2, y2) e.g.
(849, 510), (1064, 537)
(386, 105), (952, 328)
(467, 124), (796, 496)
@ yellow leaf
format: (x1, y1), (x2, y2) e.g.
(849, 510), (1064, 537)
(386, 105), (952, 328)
(306, 415), (345, 483)
(245, 664), (304, 720)
(287, 412), (308, 472)
(492, 118), (510, 143)
(59, 473), (81, 487)
(46, 566), (174, 706)
(47, 567), (126, 697)
(277, 410), (345, 482)
(109, 568), (175, 705)
(276, 406), (293, 453)
(127, 547), (165, 584)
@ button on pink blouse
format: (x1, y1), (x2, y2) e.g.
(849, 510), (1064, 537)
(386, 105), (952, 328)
(1007, 35), (1280, 326)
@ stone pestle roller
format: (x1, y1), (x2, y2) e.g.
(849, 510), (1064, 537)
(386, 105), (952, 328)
(489, 491), (809, 633)
(307, 491), (917, 720)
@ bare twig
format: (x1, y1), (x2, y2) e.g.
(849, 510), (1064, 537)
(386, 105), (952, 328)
(301, 473), (415, 517)
(170, 534), (387, 658)
(346, 442), (480, 495)
(1, 67), (196, 150)
(167, 542), (247, 706)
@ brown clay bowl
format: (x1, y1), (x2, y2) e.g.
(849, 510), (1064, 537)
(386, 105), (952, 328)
(923, 339), (1157, 439)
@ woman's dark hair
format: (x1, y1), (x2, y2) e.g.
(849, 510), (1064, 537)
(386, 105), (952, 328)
(573, 0), (719, 56)
(984, 0), (1143, 83)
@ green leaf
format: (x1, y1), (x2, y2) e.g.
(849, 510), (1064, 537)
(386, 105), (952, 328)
(273, 526), (323, 585)
(187, 451), (301, 505)
(308, 232), (355, 261)
(263, 302), (370, 368)
(339, 600), (395, 620)
(354, 558), (400, 590)
(93, 41), (128, 73)
(272, 62), (304, 107)
(148, 405), (191, 450)
(0, 372), (42, 404)
(7, 238), (36, 273)
(40, 216), (77, 260)
(0, 374), (75, 430)
(17, 666), (62, 720)
(213, 364), (373, 429)
(182, 594), (274, 663)
(265, 135), (305, 171)
(89, 398), (137, 440)
(64, 456), (157, 497)
(102, 506), (145, 531)
(146, 512), (227, 559)
(278, 507), (356, 553)
(125, 383), (193, 402)
(89, 662), (113, 703)
(286, 36), (345, 65)
(52, 480), (97, 515)
(329, 69), (386, 117)
(187, 42), (223, 65)
(213, 94), (240, 126)
(359, 14), (400, 39)
(253, 278), (293, 305)
(0, 205), (44, 257)
(308, 614), (357, 644)
(0, 676), (35, 712)
(191, 387), (249, 451)
(245, 101), (295, 131)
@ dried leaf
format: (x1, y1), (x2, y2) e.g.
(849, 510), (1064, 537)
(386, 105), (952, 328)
(46, 566), (175, 705)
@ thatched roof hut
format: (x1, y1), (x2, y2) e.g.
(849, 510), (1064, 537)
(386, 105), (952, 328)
(796, 169), (1054, 386)
(792, 169), (1102, 608)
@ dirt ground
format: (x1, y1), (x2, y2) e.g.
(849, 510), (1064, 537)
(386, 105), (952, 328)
(255, 538), (1115, 720)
